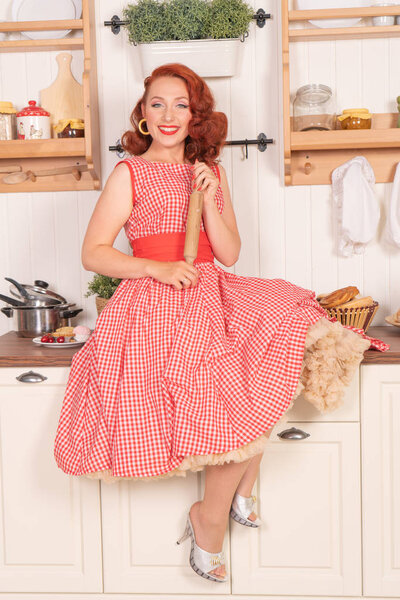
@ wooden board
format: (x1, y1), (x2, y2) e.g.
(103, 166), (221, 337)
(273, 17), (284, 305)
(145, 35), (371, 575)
(40, 52), (84, 137)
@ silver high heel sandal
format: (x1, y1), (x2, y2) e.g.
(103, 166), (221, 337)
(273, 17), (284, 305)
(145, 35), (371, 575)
(176, 514), (228, 583)
(230, 493), (262, 528)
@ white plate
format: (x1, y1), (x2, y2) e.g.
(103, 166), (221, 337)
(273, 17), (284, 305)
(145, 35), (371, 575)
(296, 0), (370, 28)
(32, 336), (87, 348)
(12, 0), (82, 40)
(385, 315), (400, 328)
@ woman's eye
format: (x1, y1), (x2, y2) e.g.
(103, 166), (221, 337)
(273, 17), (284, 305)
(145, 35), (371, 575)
(177, 104), (189, 108)
(151, 103), (162, 108)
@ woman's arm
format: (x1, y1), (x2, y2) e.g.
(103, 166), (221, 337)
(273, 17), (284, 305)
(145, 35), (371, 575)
(81, 163), (152, 279)
(202, 165), (241, 267)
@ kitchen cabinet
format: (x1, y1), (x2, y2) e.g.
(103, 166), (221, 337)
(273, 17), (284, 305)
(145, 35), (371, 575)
(361, 364), (400, 598)
(0, 328), (398, 598)
(0, 367), (102, 593)
(101, 471), (231, 594)
(231, 377), (362, 596)
(281, 2), (400, 185)
(0, 0), (101, 192)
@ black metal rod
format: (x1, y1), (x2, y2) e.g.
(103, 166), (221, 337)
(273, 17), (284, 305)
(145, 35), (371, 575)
(109, 134), (273, 160)
(104, 9), (271, 34)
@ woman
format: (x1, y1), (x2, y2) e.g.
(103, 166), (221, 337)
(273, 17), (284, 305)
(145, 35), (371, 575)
(54, 64), (388, 584)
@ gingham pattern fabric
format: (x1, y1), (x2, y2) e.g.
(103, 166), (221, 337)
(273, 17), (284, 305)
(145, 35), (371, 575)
(54, 156), (389, 479)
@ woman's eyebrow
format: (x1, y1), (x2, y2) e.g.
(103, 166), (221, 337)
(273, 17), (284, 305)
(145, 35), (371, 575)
(150, 96), (189, 101)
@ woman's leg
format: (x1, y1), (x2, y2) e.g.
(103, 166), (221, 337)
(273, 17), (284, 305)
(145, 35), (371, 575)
(234, 429), (272, 520)
(189, 458), (251, 579)
(234, 452), (264, 521)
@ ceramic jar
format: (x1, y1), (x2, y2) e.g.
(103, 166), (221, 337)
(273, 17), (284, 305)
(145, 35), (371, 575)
(0, 101), (17, 140)
(16, 100), (51, 140)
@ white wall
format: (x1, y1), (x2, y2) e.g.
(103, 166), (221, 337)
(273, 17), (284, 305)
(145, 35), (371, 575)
(1, 0), (399, 336)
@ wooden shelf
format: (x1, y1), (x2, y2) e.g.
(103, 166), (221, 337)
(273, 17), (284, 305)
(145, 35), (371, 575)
(0, 176), (100, 194)
(0, 0), (101, 192)
(0, 19), (83, 32)
(0, 38), (83, 52)
(0, 139), (85, 159)
(289, 25), (400, 42)
(281, 0), (400, 185)
(289, 6), (400, 21)
(291, 115), (400, 151)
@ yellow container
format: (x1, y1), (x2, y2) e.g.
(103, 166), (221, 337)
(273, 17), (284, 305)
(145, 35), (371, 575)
(338, 108), (372, 130)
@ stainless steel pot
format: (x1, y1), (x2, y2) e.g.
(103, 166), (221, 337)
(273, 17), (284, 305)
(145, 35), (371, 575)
(1, 305), (82, 337)
(1, 277), (83, 337)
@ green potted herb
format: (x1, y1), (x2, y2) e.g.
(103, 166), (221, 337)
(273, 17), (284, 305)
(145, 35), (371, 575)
(85, 274), (122, 315)
(122, 0), (254, 77)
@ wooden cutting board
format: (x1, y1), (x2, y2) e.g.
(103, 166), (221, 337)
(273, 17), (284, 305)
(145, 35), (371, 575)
(40, 52), (84, 138)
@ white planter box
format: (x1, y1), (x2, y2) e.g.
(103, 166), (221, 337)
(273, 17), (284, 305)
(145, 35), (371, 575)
(137, 38), (242, 78)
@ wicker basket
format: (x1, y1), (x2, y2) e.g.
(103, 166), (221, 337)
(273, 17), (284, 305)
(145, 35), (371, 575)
(95, 296), (110, 316)
(325, 301), (379, 332)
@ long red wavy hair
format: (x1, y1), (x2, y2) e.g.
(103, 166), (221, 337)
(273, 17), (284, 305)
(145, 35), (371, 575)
(121, 63), (228, 165)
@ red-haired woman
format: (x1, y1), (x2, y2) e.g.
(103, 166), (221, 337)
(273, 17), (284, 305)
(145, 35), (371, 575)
(54, 64), (388, 584)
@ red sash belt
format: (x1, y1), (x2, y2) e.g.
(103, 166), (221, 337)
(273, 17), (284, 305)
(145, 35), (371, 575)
(131, 231), (214, 264)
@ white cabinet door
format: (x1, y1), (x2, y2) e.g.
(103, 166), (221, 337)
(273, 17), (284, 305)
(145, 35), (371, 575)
(101, 471), (230, 594)
(0, 367), (102, 593)
(230, 421), (362, 596)
(361, 364), (400, 597)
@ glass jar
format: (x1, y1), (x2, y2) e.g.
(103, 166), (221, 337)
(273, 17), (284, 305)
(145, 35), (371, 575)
(54, 118), (85, 138)
(293, 84), (336, 132)
(0, 101), (17, 140)
(338, 108), (372, 130)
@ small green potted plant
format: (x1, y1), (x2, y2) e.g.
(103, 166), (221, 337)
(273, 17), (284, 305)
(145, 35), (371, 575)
(122, 0), (254, 77)
(85, 274), (122, 316)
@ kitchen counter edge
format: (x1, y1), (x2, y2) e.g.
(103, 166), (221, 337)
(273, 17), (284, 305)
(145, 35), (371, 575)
(0, 326), (398, 367)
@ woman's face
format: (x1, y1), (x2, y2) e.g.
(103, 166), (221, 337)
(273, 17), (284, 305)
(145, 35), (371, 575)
(141, 76), (192, 148)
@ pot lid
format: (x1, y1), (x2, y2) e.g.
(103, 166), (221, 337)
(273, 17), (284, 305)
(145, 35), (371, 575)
(16, 100), (50, 117)
(8, 279), (67, 306)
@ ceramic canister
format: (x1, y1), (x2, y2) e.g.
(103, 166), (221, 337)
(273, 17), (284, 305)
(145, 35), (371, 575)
(16, 100), (51, 140)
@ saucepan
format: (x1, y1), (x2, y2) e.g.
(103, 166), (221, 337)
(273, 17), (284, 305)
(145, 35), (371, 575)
(0, 277), (83, 337)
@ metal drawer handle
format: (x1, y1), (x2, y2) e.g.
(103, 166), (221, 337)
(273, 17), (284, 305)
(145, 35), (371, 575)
(16, 370), (48, 383)
(277, 426), (310, 440)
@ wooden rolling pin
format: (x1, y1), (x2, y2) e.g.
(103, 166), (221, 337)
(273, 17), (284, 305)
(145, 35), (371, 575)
(184, 189), (204, 264)
(3, 165), (88, 184)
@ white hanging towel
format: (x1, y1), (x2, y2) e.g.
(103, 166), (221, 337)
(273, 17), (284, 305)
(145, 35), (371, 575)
(331, 156), (379, 257)
(383, 161), (400, 249)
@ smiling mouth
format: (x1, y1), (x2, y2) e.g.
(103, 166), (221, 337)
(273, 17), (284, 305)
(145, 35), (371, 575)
(158, 126), (180, 135)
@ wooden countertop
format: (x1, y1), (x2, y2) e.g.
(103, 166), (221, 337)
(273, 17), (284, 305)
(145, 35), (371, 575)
(0, 326), (399, 368)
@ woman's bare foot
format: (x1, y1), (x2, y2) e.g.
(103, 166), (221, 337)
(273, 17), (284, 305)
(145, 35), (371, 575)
(189, 501), (227, 580)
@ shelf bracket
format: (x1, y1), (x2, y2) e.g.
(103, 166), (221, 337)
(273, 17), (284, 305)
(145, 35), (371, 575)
(254, 8), (272, 28)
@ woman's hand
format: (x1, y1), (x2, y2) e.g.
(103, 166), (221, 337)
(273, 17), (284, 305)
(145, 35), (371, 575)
(192, 159), (219, 209)
(146, 260), (200, 290)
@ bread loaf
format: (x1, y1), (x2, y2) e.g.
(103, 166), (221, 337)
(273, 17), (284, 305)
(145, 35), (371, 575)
(318, 286), (360, 309)
(336, 296), (374, 309)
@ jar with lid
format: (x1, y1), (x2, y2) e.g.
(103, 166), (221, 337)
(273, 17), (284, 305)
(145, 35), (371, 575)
(54, 118), (85, 138)
(16, 100), (51, 140)
(293, 84), (336, 131)
(0, 101), (17, 140)
(338, 108), (372, 130)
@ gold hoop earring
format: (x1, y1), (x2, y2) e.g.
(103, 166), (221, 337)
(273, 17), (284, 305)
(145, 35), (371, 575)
(138, 118), (151, 136)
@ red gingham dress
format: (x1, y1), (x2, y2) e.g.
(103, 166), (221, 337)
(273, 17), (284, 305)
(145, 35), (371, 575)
(54, 155), (389, 479)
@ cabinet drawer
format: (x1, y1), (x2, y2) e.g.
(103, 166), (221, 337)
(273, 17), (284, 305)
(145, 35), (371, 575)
(286, 368), (359, 422)
(0, 366), (70, 386)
